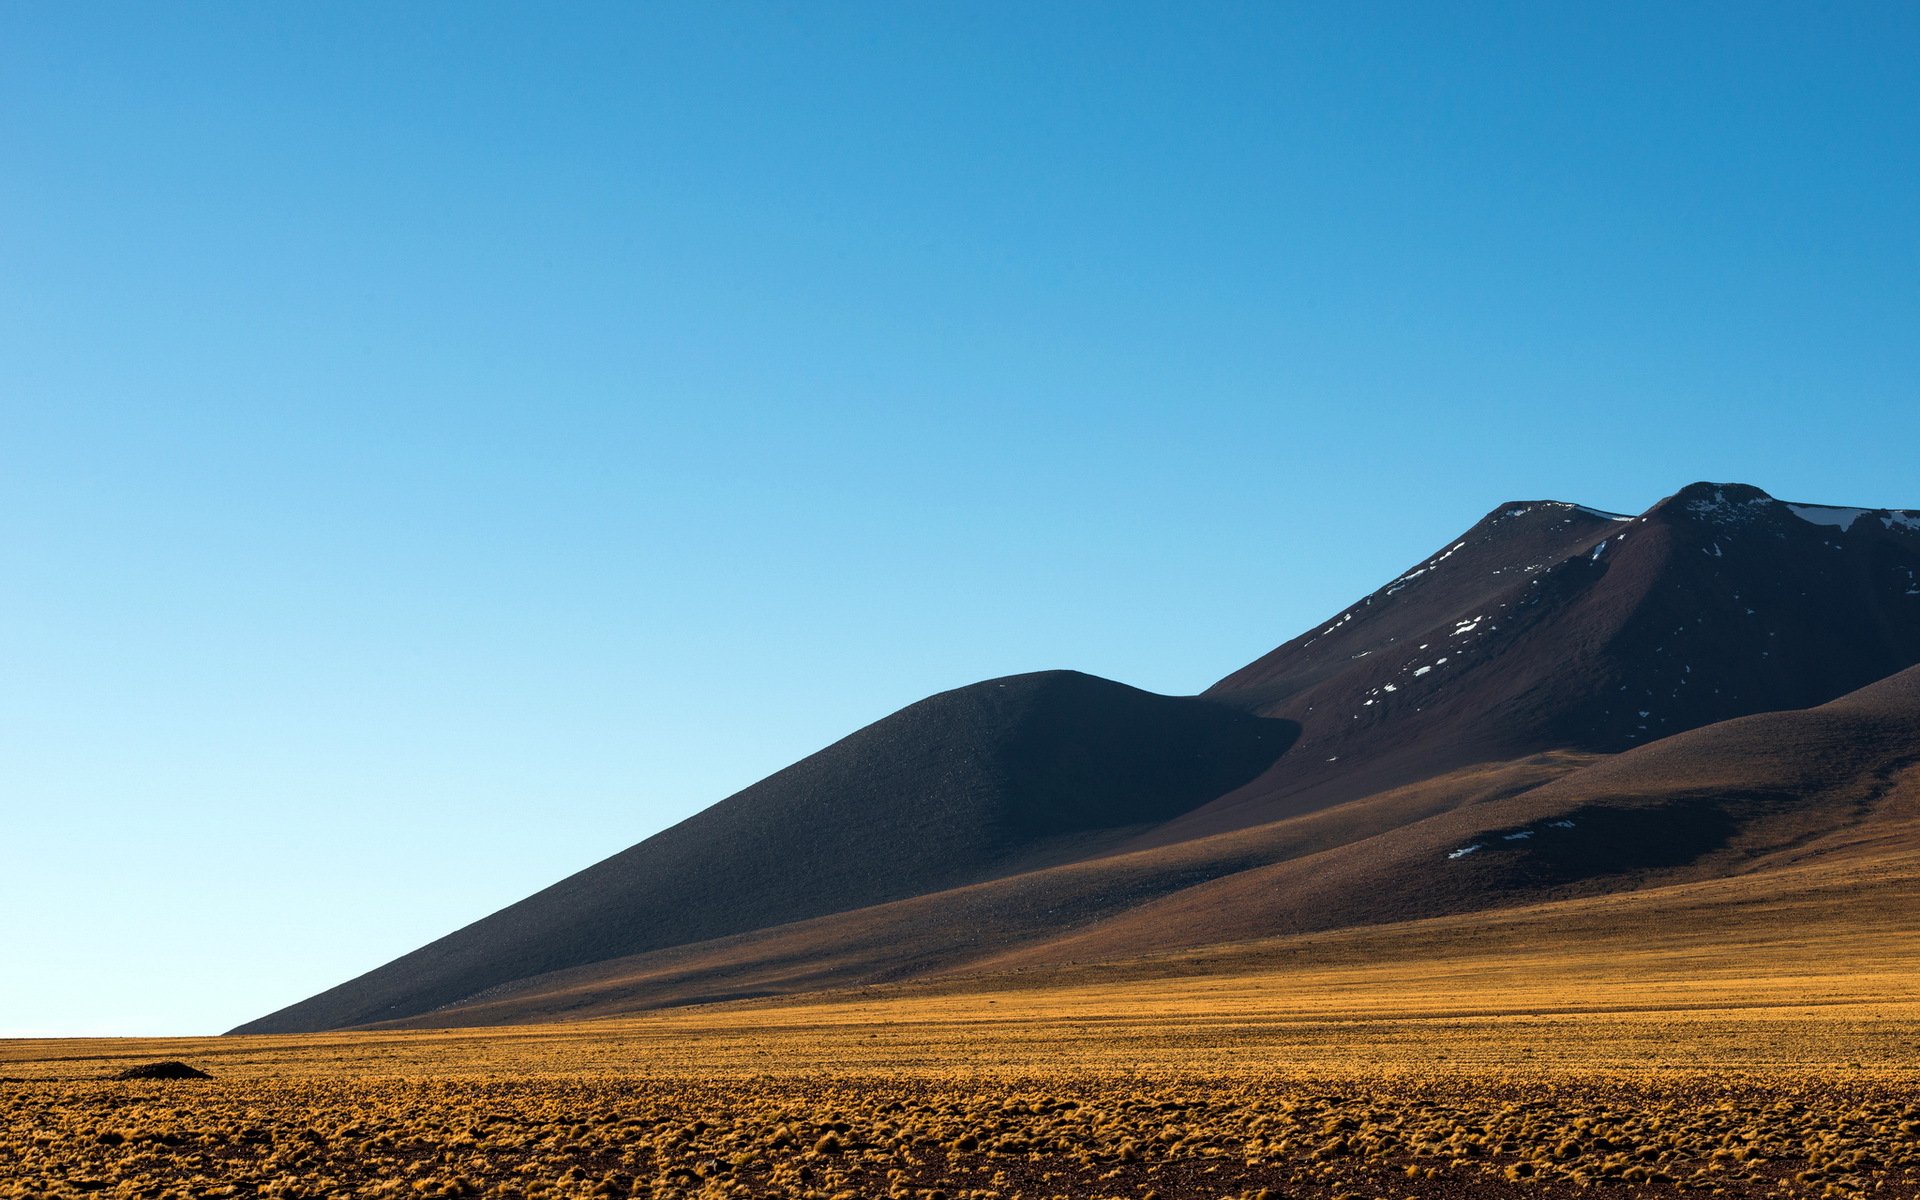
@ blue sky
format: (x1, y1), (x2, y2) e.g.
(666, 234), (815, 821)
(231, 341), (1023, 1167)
(3, 3), (1916, 1036)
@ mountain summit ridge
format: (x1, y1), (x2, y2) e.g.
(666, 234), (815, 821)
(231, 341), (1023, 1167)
(1182, 479), (1920, 833)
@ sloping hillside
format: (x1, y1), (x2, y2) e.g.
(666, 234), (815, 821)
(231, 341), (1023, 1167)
(353, 664), (1920, 1028)
(235, 672), (1292, 1033)
(236, 483), (1920, 1033)
(1177, 482), (1920, 838)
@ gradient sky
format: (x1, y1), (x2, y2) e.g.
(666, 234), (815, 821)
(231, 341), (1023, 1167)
(4, 3), (1917, 1036)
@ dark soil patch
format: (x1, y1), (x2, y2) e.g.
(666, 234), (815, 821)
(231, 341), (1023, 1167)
(112, 1062), (211, 1081)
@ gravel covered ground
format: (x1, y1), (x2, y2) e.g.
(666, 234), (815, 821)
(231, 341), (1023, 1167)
(11, 911), (1920, 1200)
(9, 1068), (1920, 1199)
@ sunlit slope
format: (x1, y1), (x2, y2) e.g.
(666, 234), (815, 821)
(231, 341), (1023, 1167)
(25, 819), (1920, 1080)
(18, 866), (1920, 1200)
(236, 672), (1292, 1033)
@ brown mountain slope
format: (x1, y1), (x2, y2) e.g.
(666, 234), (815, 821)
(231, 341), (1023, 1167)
(351, 754), (1595, 1026)
(1172, 482), (1920, 840)
(982, 662), (1920, 969)
(237, 483), (1920, 1033)
(234, 672), (1292, 1034)
(363, 664), (1920, 1028)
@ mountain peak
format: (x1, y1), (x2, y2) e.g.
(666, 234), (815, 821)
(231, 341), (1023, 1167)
(1484, 499), (1632, 524)
(1650, 481), (1776, 519)
(1642, 481), (1920, 536)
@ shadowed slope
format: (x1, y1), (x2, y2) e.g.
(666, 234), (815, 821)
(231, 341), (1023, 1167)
(1174, 482), (1920, 838)
(1001, 663), (1920, 965)
(1210, 498), (1632, 709)
(235, 672), (1294, 1034)
(241, 482), (1920, 1033)
(353, 755), (1593, 1027)
(379, 666), (1920, 1028)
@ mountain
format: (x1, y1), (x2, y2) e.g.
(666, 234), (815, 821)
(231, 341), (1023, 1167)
(327, 661), (1920, 1030)
(236, 483), (1920, 1034)
(1173, 482), (1920, 840)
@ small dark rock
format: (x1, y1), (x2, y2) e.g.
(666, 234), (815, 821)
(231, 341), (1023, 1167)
(112, 1061), (212, 1081)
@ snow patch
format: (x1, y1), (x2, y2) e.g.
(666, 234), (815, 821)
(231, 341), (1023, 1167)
(1544, 501), (1632, 521)
(1447, 845), (1483, 860)
(1316, 611), (1357, 636)
(1387, 541), (1469, 592)
(1786, 503), (1871, 530)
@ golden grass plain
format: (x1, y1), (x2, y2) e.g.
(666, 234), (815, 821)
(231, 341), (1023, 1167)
(9, 845), (1920, 1200)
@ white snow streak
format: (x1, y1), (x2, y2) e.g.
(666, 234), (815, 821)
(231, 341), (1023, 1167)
(1786, 503), (1871, 530)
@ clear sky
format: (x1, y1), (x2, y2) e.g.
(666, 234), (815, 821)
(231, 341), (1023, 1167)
(3, 3), (1916, 1036)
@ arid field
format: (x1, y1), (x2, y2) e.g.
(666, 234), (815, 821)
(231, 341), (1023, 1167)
(10, 852), (1920, 1200)
(79, 489), (1913, 1200)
